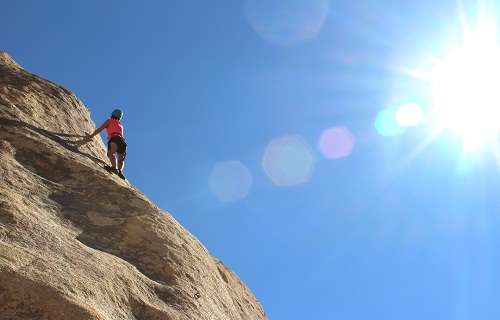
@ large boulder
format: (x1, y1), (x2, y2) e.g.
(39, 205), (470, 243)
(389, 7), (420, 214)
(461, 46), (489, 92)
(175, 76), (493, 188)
(0, 51), (266, 320)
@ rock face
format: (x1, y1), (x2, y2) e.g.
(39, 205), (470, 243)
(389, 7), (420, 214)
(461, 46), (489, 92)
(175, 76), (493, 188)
(0, 51), (266, 320)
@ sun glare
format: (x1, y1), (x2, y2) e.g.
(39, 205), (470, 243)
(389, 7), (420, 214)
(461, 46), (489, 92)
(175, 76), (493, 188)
(429, 17), (500, 150)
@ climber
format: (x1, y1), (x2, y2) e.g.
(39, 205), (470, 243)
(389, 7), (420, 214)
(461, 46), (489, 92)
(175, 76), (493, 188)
(86, 109), (127, 180)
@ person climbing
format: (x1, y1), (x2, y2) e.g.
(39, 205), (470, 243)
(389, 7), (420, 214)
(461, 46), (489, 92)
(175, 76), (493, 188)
(87, 109), (127, 180)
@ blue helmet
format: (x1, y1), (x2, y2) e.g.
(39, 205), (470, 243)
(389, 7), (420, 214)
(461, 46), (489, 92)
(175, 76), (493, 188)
(111, 109), (123, 120)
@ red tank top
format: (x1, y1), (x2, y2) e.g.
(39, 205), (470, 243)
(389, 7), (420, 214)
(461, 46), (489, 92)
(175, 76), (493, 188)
(106, 118), (124, 139)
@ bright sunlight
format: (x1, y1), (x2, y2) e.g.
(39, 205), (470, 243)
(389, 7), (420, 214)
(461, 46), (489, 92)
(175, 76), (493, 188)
(429, 16), (500, 150)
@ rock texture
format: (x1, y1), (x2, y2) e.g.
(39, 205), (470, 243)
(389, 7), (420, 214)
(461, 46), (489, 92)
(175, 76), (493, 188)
(0, 51), (266, 320)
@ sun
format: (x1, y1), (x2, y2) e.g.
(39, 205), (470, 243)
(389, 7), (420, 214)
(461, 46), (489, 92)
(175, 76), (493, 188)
(429, 16), (500, 150)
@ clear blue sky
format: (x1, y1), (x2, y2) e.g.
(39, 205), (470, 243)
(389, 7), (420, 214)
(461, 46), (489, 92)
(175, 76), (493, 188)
(3, 1), (500, 319)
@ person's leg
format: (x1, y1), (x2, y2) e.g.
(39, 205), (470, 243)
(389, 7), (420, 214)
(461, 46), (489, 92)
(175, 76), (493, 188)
(108, 142), (118, 168)
(117, 153), (125, 171)
(116, 138), (127, 172)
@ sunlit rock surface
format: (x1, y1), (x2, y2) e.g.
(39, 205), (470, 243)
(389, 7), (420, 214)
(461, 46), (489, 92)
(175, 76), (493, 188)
(0, 51), (266, 320)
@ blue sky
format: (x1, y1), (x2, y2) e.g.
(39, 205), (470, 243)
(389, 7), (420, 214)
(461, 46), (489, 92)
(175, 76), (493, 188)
(3, 1), (500, 319)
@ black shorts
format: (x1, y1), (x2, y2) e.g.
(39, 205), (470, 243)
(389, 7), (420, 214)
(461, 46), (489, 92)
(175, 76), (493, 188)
(108, 136), (127, 157)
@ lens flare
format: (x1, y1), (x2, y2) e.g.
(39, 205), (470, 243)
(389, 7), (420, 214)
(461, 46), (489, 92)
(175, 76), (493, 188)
(244, 0), (329, 46)
(209, 160), (253, 201)
(396, 103), (424, 127)
(375, 106), (406, 136)
(262, 135), (316, 186)
(318, 126), (355, 159)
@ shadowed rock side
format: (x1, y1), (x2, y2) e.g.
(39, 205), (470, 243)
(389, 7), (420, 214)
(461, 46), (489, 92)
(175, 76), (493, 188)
(0, 51), (266, 320)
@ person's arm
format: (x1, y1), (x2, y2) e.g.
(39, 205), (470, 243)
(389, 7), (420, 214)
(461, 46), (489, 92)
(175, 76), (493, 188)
(87, 119), (110, 139)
